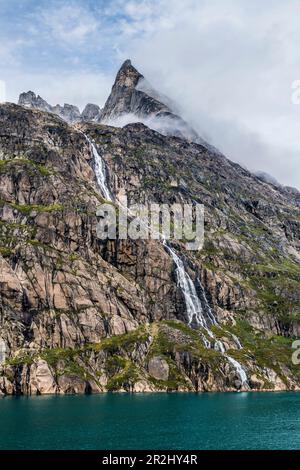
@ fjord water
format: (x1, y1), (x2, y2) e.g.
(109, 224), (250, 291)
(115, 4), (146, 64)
(1, 393), (300, 450)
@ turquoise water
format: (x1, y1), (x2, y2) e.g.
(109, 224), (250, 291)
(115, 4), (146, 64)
(0, 392), (300, 450)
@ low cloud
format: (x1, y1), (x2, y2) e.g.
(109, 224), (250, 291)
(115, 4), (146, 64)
(103, 112), (189, 137)
(118, 0), (300, 188)
(0, 0), (299, 188)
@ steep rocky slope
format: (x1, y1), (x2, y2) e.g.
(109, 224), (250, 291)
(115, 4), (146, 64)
(18, 60), (215, 149)
(100, 60), (214, 149)
(18, 91), (102, 124)
(1, 64), (300, 395)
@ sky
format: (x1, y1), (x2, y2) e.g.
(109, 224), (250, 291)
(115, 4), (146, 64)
(0, 0), (299, 188)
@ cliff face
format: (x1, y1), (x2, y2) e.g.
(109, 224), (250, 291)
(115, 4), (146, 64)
(100, 59), (176, 122)
(18, 92), (101, 125)
(100, 60), (214, 149)
(1, 64), (300, 395)
(18, 60), (214, 148)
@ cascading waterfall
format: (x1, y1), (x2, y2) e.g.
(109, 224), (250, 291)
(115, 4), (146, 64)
(0, 338), (6, 364)
(227, 357), (247, 384)
(85, 135), (113, 202)
(197, 279), (247, 384)
(163, 241), (213, 348)
(230, 332), (243, 350)
(163, 242), (212, 330)
(164, 241), (248, 387)
(86, 133), (248, 387)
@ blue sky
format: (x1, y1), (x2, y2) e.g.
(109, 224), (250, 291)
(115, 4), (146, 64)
(0, 0), (130, 104)
(0, 0), (299, 187)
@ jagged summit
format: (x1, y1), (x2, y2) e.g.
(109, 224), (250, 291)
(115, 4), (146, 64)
(17, 60), (217, 149)
(101, 60), (217, 150)
(18, 91), (101, 124)
(19, 91), (52, 113)
(101, 59), (168, 121)
(81, 103), (102, 122)
(115, 59), (143, 87)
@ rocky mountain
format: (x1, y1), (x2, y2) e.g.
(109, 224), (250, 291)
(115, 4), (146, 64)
(18, 61), (216, 150)
(101, 60), (217, 150)
(18, 91), (52, 113)
(81, 103), (102, 122)
(254, 170), (300, 202)
(18, 92), (101, 125)
(1, 62), (300, 395)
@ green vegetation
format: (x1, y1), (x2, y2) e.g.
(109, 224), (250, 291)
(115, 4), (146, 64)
(88, 326), (149, 353)
(40, 348), (92, 380)
(148, 371), (190, 391)
(10, 202), (64, 215)
(4, 318), (300, 391)
(245, 258), (300, 321)
(225, 319), (299, 386)
(0, 246), (13, 256)
(106, 358), (139, 391)
(149, 322), (221, 367)
(0, 158), (53, 176)
(6, 352), (35, 366)
(0, 199), (64, 216)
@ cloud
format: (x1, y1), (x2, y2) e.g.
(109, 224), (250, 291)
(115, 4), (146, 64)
(0, 0), (299, 187)
(0, 42), (14, 64)
(0, 38), (29, 66)
(38, 3), (99, 46)
(103, 112), (195, 140)
(114, 0), (300, 188)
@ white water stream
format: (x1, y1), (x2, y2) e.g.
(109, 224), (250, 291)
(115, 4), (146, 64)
(85, 135), (113, 201)
(164, 241), (248, 386)
(87, 136), (248, 386)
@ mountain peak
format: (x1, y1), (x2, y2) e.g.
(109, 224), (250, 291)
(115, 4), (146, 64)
(120, 59), (132, 68)
(17, 60), (217, 152)
(100, 61), (217, 151)
(114, 59), (143, 89)
(18, 91), (52, 112)
(18, 92), (102, 124)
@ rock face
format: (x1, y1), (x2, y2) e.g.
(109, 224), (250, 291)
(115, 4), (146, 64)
(52, 104), (82, 124)
(18, 92), (100, 124)
(82, 103), (102, 122)
(148, 356), (169, 381)
(101, 59), (154, 119)
(100, 60), (214, 149)
(19, 91), (52, 113)
(1, 61), (300, 395)
(17, 62), (215, 149)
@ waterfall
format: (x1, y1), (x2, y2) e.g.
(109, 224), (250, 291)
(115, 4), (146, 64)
(230, 333), (243, 350)
(0, 338), (6, 365)
(85, 132), (248, 387)
(163, 242), (212, 330)
(214, 339), (247, 385)
(164, 241), (248, 386)
(197, 279), (218, 326)
(163, 241), (214, 348)
(198, 279), (247, 385)
(85, 135), (113, 202)
(227, 357), (247, 384)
